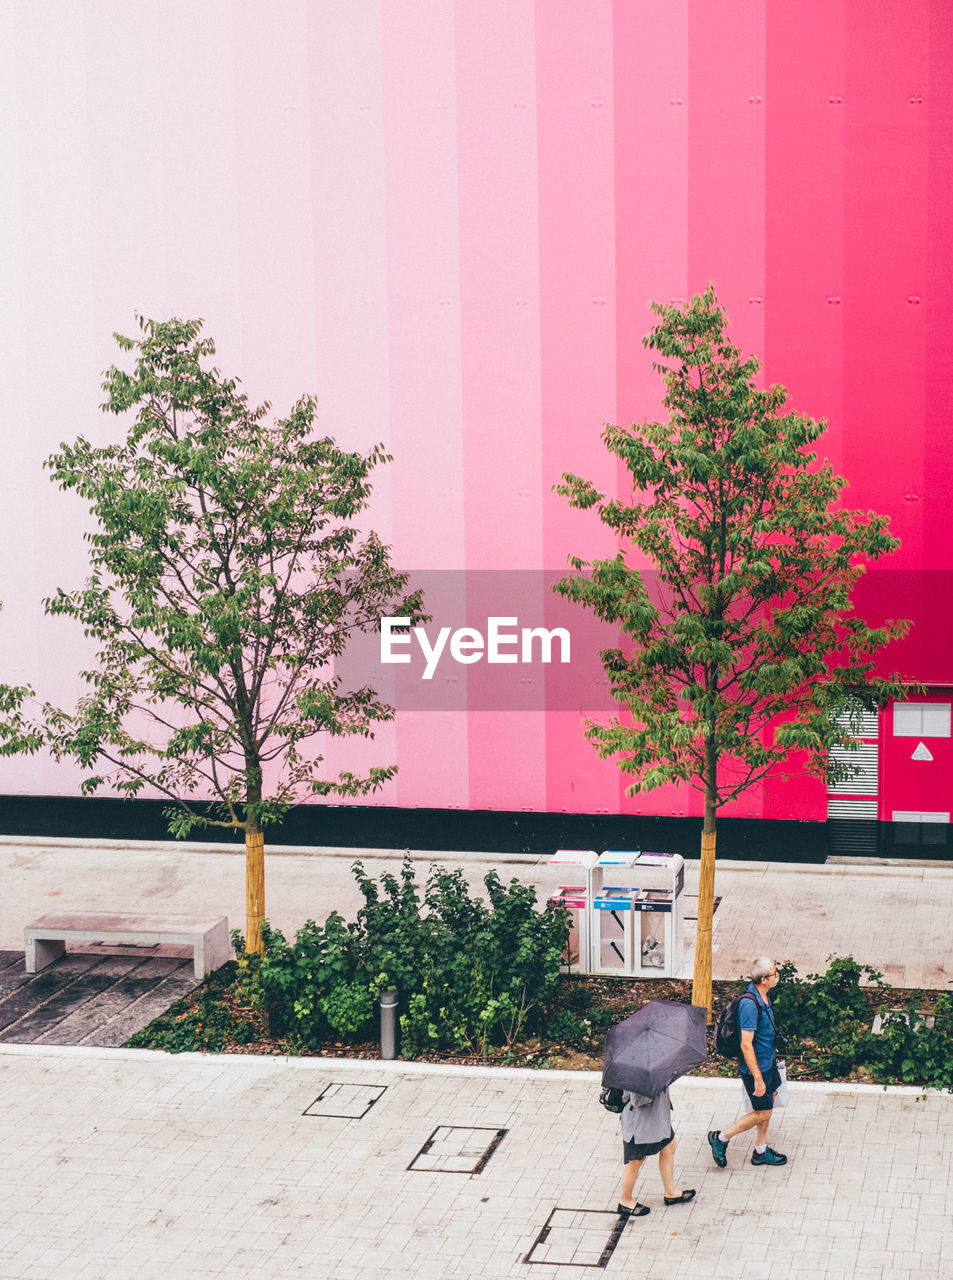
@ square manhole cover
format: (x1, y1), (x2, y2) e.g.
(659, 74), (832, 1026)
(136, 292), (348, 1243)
(303, 1082), (387, 1120)
(408, 1125), (507, 1174)
(525, 1208), (626, 1268)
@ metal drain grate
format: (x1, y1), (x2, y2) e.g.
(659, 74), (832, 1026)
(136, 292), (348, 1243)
(407, 1125), (507, 1174)
(302, 1082), (387, 1120)
(524, 1208), (627, 1268)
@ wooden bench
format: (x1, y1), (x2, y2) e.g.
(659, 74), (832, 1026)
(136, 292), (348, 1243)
(24, 911), (230, 980)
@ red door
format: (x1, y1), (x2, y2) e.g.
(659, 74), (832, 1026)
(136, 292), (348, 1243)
(881, 692), (953, 826)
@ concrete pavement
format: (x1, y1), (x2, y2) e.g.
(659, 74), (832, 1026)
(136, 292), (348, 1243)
(0, 1047), (949, 1280)
(3, 835), (952, 986)
(0, 836), (951, 1278)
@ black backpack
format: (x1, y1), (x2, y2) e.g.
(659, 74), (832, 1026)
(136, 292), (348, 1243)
(599, 1086), (625, 1113)
(713, 992), (761, 1057)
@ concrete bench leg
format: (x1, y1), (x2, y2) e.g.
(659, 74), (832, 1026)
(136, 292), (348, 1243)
(25, 936), (66, 973)
(194, 918), (231, 979)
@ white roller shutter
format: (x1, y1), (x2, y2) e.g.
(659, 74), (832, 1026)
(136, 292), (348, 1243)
(828, 743), (878, 795)
(893, 702), (951, 738)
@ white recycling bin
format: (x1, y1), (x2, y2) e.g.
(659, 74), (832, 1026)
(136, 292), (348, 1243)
(548, 848), (686, 978)
(548, 885), (590, 972)
(590, 849), (641, 900)
(547, 851), (599, 974)
(630, 853), (685, 978)
(591, 887), (639, 973)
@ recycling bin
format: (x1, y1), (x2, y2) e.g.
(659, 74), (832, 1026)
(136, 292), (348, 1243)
(548, 885), (590, 972)
(591, 888), (639, 973)
(547, 848), (686, 978)
(632, 890), (669, 970)
(547, 851), (599, 973)
(630, 853), (685, 978)
(591, 849), (641, 900)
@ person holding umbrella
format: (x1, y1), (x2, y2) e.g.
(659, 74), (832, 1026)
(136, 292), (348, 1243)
(602, 1000), (706, 1217)
(618, 1085), (695, 1216)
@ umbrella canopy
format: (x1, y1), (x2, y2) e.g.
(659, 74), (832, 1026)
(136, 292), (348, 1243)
(602, 1000), (708, 1098)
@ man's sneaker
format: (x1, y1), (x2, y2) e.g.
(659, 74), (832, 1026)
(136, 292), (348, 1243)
(707, 1130), (728, 1167)
(751, 1147), (787, 1166)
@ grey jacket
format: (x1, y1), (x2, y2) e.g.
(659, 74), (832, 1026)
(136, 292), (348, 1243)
(620, 1086), (673, 1145)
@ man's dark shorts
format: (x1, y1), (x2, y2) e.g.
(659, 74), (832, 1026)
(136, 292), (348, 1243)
(740, 1061), (782, 1112)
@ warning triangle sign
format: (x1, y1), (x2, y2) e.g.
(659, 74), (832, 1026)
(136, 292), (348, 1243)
(911, 741), (933, 762)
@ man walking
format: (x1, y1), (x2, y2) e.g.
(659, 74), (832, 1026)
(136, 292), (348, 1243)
(708, 957), (787, 1168)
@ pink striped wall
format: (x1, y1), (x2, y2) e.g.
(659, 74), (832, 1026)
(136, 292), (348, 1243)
(612, 0), (694, 823)
(537, 0), (617, 819)
(456, 0), (546, 813)
(0, 2), (950, 826)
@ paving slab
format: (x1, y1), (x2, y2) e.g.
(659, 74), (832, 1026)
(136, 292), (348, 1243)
(0, 836), (950, 1278)
(2, 836), (952, 987)
(0, 1048), (948, 1280)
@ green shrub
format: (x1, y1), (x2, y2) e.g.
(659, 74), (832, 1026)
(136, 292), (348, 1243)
(795, 1026), (867, 1079)
(772, 955), (883, 1045)
(863, 992), (953, 1091)
(229, 914), (373, 1048)
(366, 861), (568, 1056)
(223, 856), (568, 1057)
(768, 957), (953, 1087)
(540, 1008), (593, 1047)
(564, 981), (593, 1013)
(126, 963), (259, 1053)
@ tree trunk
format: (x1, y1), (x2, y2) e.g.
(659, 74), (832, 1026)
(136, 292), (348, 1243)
(245, 826), (265, 955)
(691, 740), (718, 1017)
(243, 756), (265, 955)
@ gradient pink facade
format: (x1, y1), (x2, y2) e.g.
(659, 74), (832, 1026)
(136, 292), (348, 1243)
(0, 2), (951, 831)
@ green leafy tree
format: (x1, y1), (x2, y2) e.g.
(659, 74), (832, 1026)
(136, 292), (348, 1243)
(43, 317), (424, 953)
(555, 287), (910, 1013)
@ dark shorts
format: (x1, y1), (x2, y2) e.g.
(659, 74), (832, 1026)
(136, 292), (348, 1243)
(740, 1061), (782, 1112)
(622, 1128), (675, 1163)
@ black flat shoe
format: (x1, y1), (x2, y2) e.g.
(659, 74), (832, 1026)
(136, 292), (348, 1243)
(663, 1189), (696, 1205)
(616, 1202), (650, 1217)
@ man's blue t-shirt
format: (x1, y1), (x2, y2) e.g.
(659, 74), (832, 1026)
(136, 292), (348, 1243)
(737, 982), (776, 1072)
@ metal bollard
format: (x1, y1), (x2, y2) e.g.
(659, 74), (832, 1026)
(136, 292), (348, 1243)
(380, 988), (398, 1060)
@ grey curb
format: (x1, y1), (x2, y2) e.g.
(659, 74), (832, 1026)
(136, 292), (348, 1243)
(0, 1042), (948, 1099)
(2, 833), (953, 875)
(0, 834), (549, 865)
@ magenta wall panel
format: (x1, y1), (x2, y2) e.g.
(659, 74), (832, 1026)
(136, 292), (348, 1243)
(687, 1), (766, 363)
(759, 0), (848, 824)
(843, 0), (930, 570)
(922, 0), (953, 670)
(536, 0), (618, 816)
(0, 3), (949, 830)
(612, 1), (695, 823)
(764, 0), (846, 459)
(379, 1), (469, 808)
(455, 0), (547, 812)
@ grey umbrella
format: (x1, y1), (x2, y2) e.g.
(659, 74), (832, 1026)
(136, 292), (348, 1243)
(602, 1000), (708, 1098)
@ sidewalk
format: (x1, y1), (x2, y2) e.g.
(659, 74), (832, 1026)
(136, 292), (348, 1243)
(0, 1046), (948, 1280)
(3, 835), (952, 986)
(0, 837), (951, 1279)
